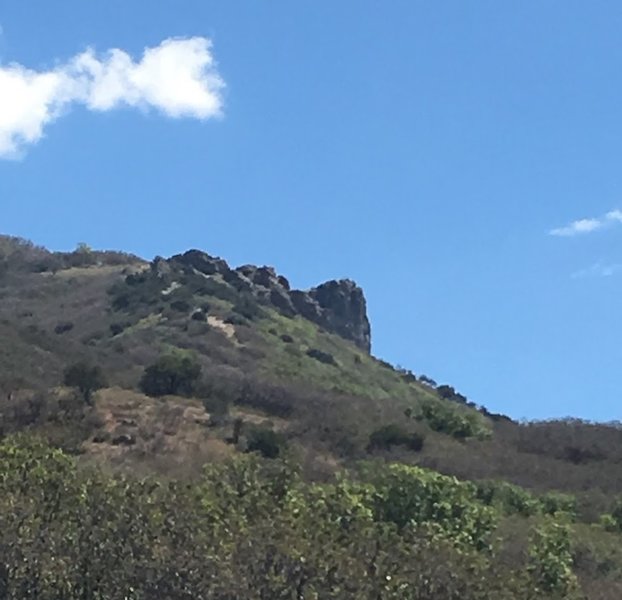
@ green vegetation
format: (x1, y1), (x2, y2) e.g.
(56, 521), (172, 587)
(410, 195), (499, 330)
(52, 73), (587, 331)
(4, 236), (622, 597)
(255, 310), (440, 407)
(367, 423), (425, 452)
(412, 398), (491, 440)
(63, 362), (106, 405)
(244, 425), (287, 458)
(139, 350), (202, 397)
(2, 435), (614, 599)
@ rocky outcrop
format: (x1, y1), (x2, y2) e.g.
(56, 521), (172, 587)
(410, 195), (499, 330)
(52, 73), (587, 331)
(309, 280), (371, 353)
(176, 249), (229, 276)
(164, 250), (372, 352)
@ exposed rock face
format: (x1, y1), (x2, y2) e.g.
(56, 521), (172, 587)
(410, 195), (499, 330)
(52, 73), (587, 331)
(309, 280), (371, 353)
(165, 250), (372, 352)
(178, 250), (229, 275)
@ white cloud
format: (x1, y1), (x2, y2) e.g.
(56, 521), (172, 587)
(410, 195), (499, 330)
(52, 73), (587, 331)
(606, 209), (622, 223)
(0, 37), (224, 158)
(571, 262), (622, 278)
(549, 209), (622, 237)
(550, 218), (603, 237)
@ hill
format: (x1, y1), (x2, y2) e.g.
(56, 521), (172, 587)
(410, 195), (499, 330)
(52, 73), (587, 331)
(2, 234), (622, 598)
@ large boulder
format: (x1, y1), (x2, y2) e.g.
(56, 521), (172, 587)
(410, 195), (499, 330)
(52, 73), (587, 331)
(173, 250), (229, 276)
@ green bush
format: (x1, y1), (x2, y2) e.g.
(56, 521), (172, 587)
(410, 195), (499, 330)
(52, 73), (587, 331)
(306, 348), (337, 366)
(224, 313), (248, 326)
(108, 272), (164, 312)
(475, 481), (540, 517)
(232, 294), (264, 321)
(527, 520), (579, 596)
(245, 426), (287, 459)
(63, 362), (106, 405)
(202, 395), (230, 419)
(415, 399), (490, 440)
(139, 350), (201, 397)
(367, 424), (424, 452)
(170, 299), (191, 312)
(541, 492), (577, 518)
(54, 321), (74, 335)
(235, 379), (295, 418)
(0, 437), (593, 599)
(601, 497), (622, 532)
(109, 322), (129, 336)
(361, 462), (497, 551)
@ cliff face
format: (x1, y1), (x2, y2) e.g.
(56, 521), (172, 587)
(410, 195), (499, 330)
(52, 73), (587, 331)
(167, 250), (372, 352)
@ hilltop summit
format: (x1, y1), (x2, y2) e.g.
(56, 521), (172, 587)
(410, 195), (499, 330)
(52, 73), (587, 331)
(165, 250), (372, 352)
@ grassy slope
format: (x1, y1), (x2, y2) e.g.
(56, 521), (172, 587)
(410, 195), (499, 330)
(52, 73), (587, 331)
(255, 309), (439, 403)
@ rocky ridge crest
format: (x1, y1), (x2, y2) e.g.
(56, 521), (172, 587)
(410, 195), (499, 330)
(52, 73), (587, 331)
(159, 250), (371, 352)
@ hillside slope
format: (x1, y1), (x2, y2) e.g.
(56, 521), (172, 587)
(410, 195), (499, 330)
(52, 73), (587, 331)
(3, 235), (622, 596)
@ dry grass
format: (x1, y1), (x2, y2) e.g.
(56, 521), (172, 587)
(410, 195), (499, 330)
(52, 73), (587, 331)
(78, 387), (237, 475)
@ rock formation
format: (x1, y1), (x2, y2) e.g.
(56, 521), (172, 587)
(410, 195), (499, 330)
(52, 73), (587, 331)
(167, 250), (372, 352)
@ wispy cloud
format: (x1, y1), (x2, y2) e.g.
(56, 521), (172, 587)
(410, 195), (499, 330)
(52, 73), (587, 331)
(0, 37), (224, 158)
(550, 210), (622, 237)
(571, 262), (622, 279)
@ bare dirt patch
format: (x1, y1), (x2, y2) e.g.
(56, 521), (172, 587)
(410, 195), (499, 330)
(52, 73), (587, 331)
(207, 316), (235, 339)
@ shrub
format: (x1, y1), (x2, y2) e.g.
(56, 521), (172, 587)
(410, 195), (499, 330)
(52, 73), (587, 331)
(475, 481), (540, 517)
(436, 384), (469, 405)
(612, 497), (622, 527)
(202, 396), (230, 419)
(399, 369), (418, 383)
(194, 277), (239, 302)
(600, 513), (619, 533)
(306, 348), (337, 366)
(362, 463), (497, 551)
(63, 362), (106, 405)
(109, 322), (126, 336)
(236, 379), (294, 418)
(541, 492), (577, 518)
(54, 321), (74, 335)
(367, 424), (424, 452)
(245, 426), (286, 459)
(139, 351), (202, 397)
(415, 399), (490, 440)
(108, 272), (164, 313)
(232, 294), (263, 321)
(224, 313), (248, 326)
(170, 299), (191, 312)
(527, 520), (579, 596)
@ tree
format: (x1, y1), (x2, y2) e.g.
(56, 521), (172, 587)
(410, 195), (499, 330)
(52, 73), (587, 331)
(139, 351), (202, 397)
(75, 242), (92, 253)
(528, 520), (579, 596)
(63, 362), (105, 405)
(245, 426), (286, 459)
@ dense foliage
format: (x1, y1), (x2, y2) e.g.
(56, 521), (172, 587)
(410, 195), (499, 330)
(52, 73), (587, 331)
(139, 350), (202, 397)
(3, 436), (620, 599)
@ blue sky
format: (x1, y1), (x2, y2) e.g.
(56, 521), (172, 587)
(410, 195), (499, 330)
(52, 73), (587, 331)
(2, 1), (622, 421)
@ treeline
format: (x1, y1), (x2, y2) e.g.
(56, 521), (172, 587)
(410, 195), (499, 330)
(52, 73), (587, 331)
(0, 435), (608, 600)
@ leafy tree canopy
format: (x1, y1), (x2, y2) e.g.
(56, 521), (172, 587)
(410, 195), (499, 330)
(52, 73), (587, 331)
(139, 349), (202, 397)
(63, 362), (106, 405)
